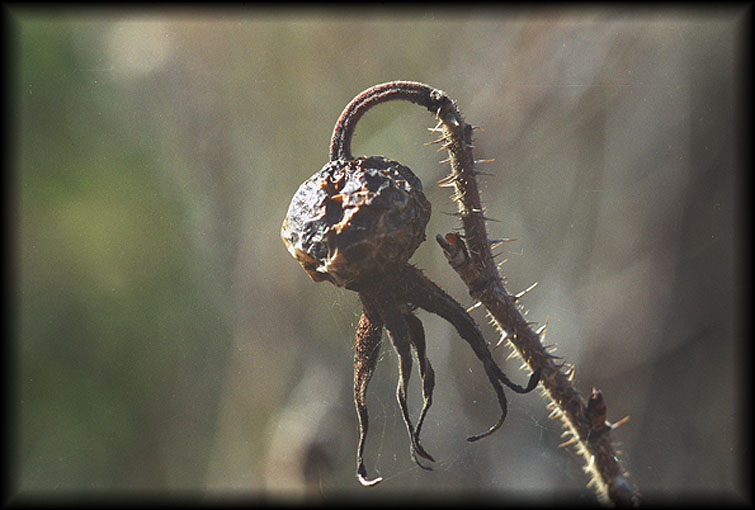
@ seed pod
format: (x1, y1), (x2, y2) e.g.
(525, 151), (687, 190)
(282, 156), (431, 290)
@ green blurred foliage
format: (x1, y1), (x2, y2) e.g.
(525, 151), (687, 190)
(17, 18), (230, 489)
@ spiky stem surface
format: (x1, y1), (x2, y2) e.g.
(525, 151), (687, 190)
(432, 93), (640, 506)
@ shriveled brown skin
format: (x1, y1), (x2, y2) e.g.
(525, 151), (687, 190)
(281, 156), (430, 291)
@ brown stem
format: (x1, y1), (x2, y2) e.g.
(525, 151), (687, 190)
(432, 97), (640, 506)
(329, 81), (455, 161)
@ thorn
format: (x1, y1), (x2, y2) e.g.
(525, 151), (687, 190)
(470, 125), (484, 132)
(488, 237), (518, 249)
(438, 157), (451, 164)
(438, 140), (454, 151)
(535, 316), (550, 339)
(467, 208), (500, 223)
(437, 173), (457, 186)
(497, 258), (509, 268)
(558, 437), (589, 446)
(513, 281), (539, 301)
(428, 120), (444, 133)
(609, 415), (631, 430)
(465, 143), (475, 149)
(465, 301), (482, 313)
(548, 407), (564, 419)
(424, 137), (447, 146)
(494, 330), (509, 348)
(474, 158), (495, 165)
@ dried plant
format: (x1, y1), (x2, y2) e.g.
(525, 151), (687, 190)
(282, 81), (640, 505)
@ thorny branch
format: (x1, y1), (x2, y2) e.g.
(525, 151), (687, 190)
(430, 85), (640, 506)
(331, 81), (640, 505)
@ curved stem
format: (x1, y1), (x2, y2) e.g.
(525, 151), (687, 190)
(329, 81), (456, 161)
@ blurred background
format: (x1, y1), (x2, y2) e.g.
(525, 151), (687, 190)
(11, 6), (748, 503)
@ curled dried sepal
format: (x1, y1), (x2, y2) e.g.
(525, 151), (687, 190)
(281, 156), (431, 290)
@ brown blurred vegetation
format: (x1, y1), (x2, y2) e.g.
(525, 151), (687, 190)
(12, 6), (748, 503)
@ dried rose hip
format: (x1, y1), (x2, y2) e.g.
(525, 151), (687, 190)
(280, 82), (542, 487)
(281, 156), (431, 290)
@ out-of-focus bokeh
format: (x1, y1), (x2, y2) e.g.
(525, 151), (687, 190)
(11, 6), (748, 503)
